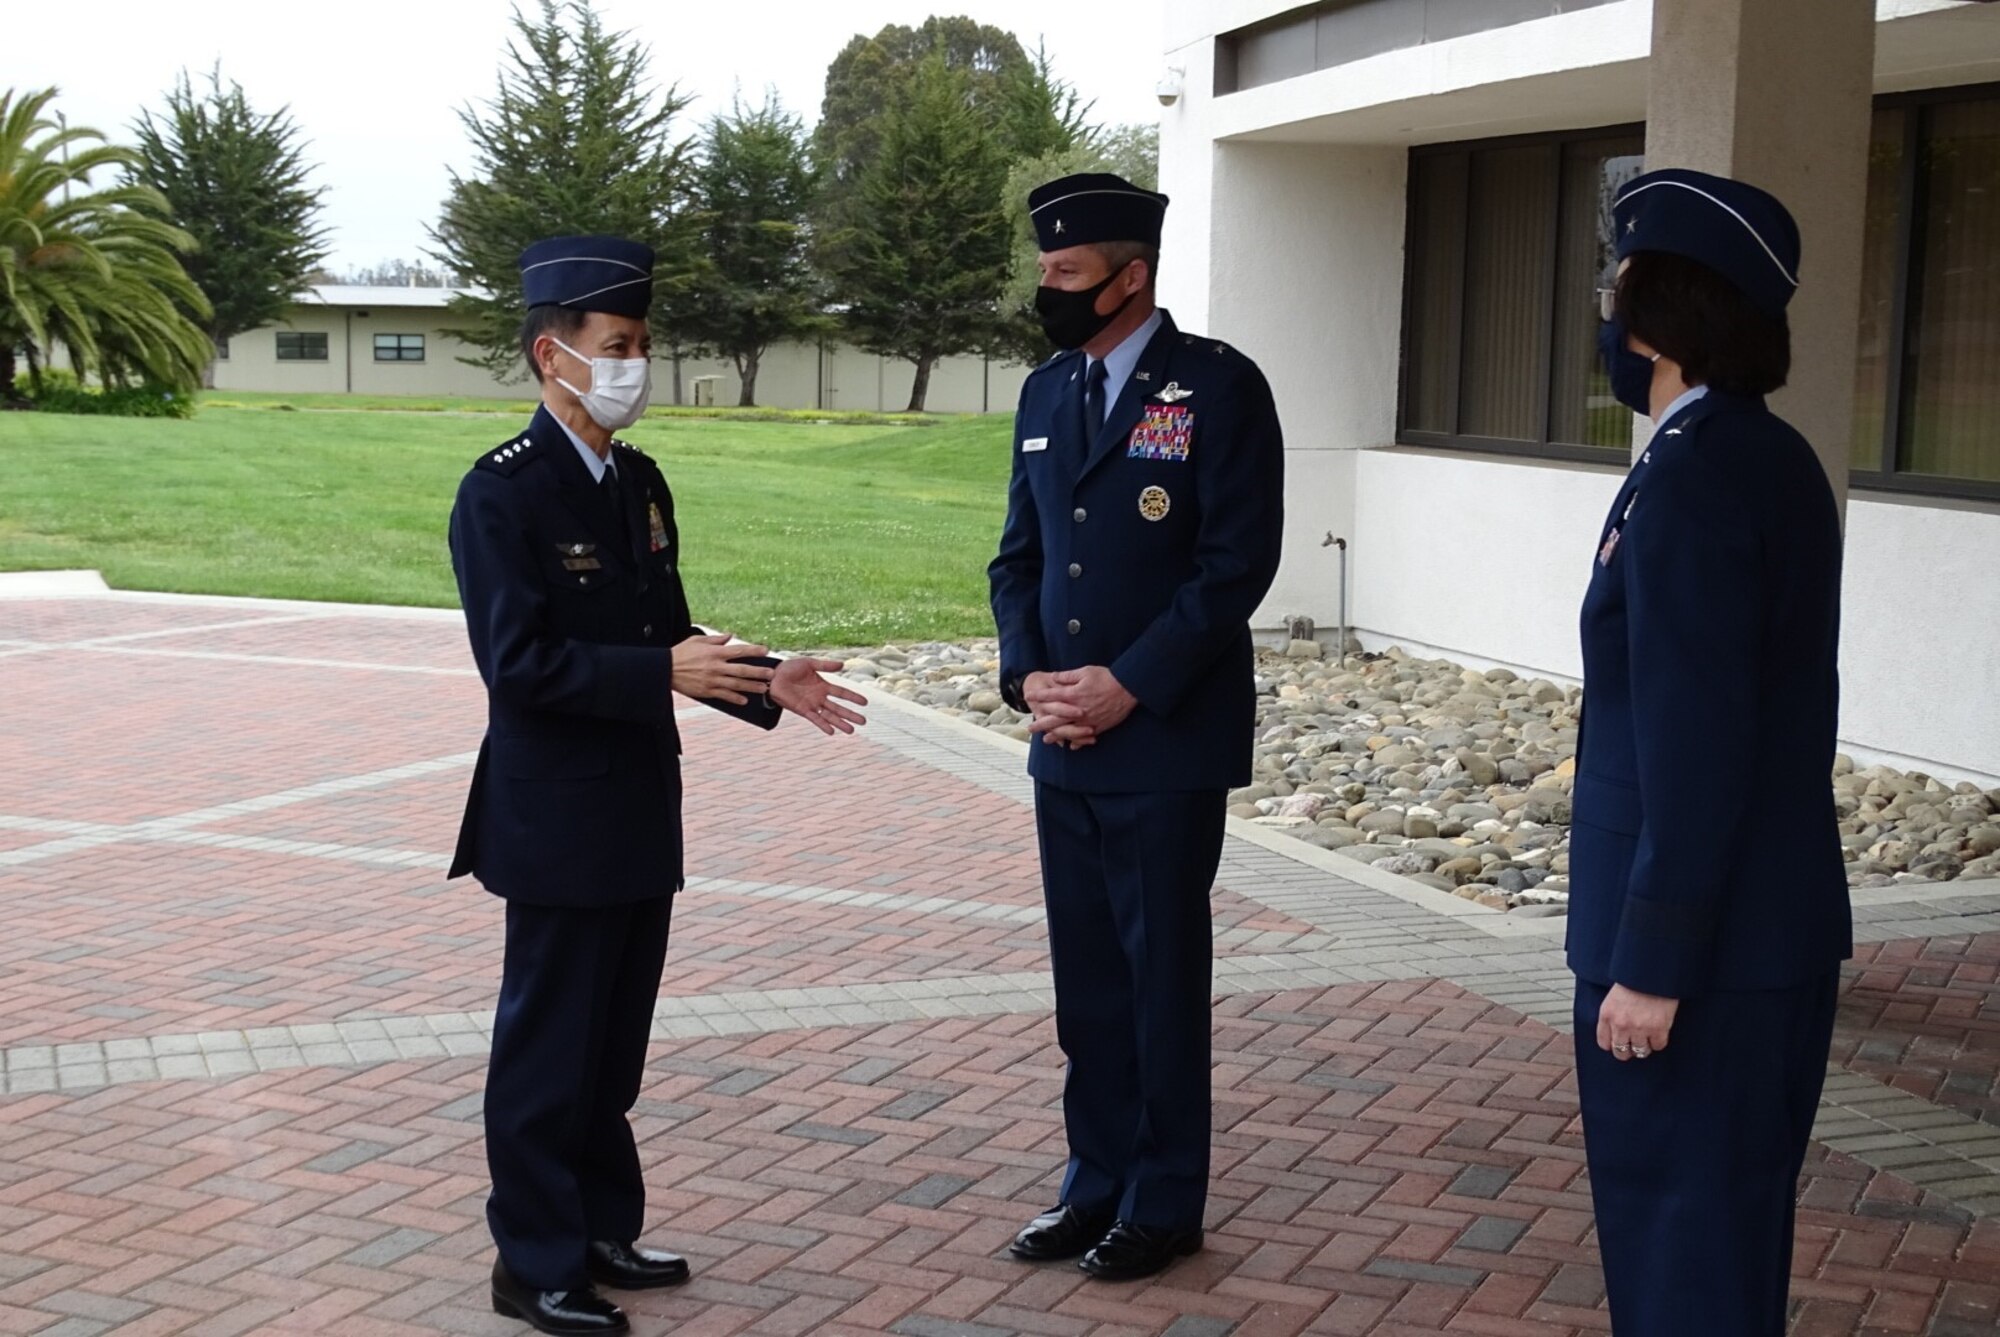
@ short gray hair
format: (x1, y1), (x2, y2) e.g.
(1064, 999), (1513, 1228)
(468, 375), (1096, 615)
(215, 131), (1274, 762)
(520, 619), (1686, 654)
(1092, 241), (1160, 288)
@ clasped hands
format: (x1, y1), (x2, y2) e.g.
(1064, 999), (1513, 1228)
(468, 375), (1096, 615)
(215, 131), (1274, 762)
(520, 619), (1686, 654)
(671, 633), (867, 736)
(1024, 666), (1137, 748)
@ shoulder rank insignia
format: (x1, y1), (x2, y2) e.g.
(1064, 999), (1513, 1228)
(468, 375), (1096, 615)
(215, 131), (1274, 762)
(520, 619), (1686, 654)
(478, 436), (537, 474)
(1155, 381), (1193, 403)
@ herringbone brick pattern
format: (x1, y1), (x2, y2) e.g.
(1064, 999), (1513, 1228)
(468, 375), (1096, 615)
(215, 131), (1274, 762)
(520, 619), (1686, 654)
(1834, 934), (2000, 1128)
(0, 982), (1992, 1335)
(4, 596), (1998, 1334)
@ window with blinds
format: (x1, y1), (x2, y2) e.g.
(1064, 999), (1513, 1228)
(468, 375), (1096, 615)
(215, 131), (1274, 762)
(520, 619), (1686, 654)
(1398, 126), (1642, 463)
(1400, 84), (2000, 500)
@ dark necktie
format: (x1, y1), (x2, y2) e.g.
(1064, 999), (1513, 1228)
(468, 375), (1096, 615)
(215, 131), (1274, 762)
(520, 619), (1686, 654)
(1084, 360), (1109, 442)
(600, 463), (650, 590)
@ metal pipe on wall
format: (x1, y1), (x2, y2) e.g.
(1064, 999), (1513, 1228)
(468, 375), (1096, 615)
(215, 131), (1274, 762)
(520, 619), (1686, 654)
(1323, 532), (1349, 668)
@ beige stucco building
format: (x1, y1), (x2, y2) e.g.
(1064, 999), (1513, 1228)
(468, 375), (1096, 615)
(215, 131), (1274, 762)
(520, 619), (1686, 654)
(212, 285), (1031, 414)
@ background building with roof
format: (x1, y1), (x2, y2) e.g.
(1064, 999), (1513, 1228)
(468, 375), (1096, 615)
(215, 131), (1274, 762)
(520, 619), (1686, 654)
(211, 285), (1031, 414)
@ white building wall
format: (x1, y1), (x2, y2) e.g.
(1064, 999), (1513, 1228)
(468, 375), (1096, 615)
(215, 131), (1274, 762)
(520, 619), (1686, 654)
(1202, 141), (1407, 630)
(1349, 451), (1621, 681)
(1841, 500), (2000, 782)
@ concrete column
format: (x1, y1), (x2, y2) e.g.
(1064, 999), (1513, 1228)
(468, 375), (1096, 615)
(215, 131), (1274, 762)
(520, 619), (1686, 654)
(1206, 141), (1407, 632)
(1645, 0), (1875, 509)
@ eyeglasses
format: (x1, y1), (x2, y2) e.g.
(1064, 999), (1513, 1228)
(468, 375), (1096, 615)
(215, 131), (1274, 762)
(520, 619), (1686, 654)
(1595, 286), (1617, 322)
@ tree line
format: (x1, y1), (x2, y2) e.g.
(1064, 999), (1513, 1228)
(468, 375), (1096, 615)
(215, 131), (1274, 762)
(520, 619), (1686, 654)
(1, 0), (1155, 412)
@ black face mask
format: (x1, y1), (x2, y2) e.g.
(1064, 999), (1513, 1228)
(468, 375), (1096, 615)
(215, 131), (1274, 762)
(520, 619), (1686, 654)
(1035, 266), (1137, 350)
(1597, 318), (1660, 415)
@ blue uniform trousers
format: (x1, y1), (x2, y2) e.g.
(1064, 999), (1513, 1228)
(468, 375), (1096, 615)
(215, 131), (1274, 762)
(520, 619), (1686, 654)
(486, 897), (673, 1289)
(1035, 783), (1223, 1231)
(1575, 970), (1839, 1336)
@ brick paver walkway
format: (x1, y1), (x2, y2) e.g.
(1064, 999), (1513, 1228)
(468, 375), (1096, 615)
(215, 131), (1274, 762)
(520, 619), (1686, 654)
(3, 588), (1999, 1336)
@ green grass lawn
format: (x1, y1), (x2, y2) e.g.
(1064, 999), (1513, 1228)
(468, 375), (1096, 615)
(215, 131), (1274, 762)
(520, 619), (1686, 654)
(0, 402), (1015, 646)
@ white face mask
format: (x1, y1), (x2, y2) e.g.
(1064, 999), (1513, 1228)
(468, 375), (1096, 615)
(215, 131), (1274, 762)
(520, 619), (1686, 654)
(550, 337), (652, 432)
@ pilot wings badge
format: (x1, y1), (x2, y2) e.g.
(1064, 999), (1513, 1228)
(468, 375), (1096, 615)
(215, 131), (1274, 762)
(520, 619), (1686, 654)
(1154, 381), (1193, 403)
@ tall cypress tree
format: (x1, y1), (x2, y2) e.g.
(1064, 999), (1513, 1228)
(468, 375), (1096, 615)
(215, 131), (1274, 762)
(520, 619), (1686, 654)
(129, 67), (328, 386)
(820, 54), (1012, 412)
(430, 0), (695, 378)
(681, 95), (822, 407)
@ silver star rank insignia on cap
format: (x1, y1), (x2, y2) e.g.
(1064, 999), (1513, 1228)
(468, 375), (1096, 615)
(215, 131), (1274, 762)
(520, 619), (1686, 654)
(1626, 218), (1638, 235)
(1155, 381), (1193, 403)
(1054, 218), (1065, 235)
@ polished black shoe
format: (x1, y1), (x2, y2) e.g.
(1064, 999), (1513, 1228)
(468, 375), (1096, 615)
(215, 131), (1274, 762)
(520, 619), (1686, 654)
(1009, 1204), (1116, 1261)
(1079, 1221), (1203, 1281)
(587, 1238), (692, 1290)
(490, 1261), (629, 1334)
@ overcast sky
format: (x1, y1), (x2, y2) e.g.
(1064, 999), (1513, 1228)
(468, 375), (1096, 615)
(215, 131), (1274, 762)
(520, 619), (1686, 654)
(5, 0), (1167, 272)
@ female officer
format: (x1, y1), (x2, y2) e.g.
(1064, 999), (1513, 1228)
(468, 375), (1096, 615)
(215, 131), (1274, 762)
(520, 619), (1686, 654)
(1567, 168), (1851, 1336)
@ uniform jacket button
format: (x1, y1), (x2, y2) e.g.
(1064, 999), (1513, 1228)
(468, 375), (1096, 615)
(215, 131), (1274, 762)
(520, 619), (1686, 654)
(643, 624), (654, 637)
(1067, 619), (1082, 634)
(1073, 507), (1087, 522)
(1069, 563), (1083, 578)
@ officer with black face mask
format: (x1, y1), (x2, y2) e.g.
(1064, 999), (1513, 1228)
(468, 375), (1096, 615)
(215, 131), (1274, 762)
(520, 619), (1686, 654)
(988, 173), (1285, 1282)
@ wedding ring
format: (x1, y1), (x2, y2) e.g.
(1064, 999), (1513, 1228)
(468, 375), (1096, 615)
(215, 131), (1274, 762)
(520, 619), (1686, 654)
(1613, 1043), (1632, 1054)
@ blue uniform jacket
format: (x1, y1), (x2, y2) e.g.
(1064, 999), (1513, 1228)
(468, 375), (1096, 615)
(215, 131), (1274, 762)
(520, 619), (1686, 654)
(1567, 391), (1851, 997)
(447, 406), (778, 905)
(988, 312), (1284, 793)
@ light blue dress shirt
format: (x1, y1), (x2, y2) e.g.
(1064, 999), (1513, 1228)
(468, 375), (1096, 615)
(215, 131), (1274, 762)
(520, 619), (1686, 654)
(1655, 383), (1710, 429)
(553, 413), (615, 483)
(1085, 308), (1165, 425)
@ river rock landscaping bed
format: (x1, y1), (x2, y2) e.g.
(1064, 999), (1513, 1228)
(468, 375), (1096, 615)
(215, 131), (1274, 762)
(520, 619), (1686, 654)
(837, 640), (2000, 914)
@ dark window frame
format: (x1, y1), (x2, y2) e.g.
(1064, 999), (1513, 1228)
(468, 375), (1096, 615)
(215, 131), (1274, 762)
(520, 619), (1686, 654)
(1853, 80), (2000, 504)
(373, 332), (426, 363)
(1397, 88), (2000, 502)
(1397, 120), (1643, 467)
(275, 330), (329, 362)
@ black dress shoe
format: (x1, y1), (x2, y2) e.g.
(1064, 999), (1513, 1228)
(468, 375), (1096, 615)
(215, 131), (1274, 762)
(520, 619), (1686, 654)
(1009, 1204), (1115, 1261)
(1079, 1221), (1202, 1281)
(587, 1238), (692, 1290)
(490, 1261), (629, 1334)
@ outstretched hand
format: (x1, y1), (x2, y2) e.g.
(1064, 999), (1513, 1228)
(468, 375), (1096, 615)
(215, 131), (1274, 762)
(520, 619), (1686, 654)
(769, 658), (868, 735)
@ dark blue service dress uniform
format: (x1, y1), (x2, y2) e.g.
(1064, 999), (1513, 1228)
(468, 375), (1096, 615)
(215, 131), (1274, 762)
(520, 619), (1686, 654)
(1568, 390), (1851, 1335)
(990, 312), (1284, 1230)
(449, 405), (778, 1290)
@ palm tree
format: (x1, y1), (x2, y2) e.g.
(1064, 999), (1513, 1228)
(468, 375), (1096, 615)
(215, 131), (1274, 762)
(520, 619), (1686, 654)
(0, 88), (211, 400)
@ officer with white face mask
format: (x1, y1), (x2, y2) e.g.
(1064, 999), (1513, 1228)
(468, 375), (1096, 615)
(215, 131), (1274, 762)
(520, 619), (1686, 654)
(447, 235), (866, 1335)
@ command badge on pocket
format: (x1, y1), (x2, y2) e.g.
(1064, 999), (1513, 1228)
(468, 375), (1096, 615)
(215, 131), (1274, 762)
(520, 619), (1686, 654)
(1139, 486), (1171, 521)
